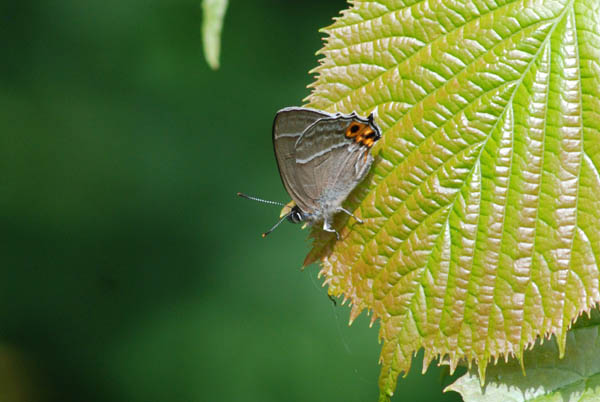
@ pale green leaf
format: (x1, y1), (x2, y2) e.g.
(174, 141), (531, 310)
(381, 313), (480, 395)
(304, 0), (600, 400)
(201, 0), (228, 70)
(446, 312), (600, 402)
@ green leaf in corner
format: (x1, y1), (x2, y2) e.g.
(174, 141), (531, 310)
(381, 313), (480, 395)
(446, 312), (600, 401)
(201, 0), (228, 70)
(305, 0), (600, 400)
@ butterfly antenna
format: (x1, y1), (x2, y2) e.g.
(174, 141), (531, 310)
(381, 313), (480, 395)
(237, 192), (285, 207)
(261, 213), (290, 238)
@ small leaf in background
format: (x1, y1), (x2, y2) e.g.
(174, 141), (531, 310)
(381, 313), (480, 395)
(446, 313), (600, 401)
(201, 0), (228, 70)
(306, 0), (600, 400)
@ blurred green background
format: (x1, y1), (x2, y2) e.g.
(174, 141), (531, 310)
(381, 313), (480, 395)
(0, 1), (463, 401)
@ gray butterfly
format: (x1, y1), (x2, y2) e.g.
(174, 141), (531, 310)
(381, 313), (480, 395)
(239, 107), (381, 239)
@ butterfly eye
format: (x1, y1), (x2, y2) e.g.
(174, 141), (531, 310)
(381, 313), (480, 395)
(287, 210), (304, 224)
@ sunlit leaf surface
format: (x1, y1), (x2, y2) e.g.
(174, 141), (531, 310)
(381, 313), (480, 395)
(305, 0), (600, 399)
(446, 312), (600, 401)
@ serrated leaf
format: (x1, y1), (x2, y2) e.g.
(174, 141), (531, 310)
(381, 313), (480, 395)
(445, 311), (600, 402)
(305, 0), (600, 400)
(201, 0), (228, 70)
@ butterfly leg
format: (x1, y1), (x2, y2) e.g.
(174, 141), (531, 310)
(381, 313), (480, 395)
(323, 220), (340, 240)
(338, 207), (363, 224)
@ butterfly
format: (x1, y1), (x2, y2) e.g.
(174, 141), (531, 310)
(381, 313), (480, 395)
(239, 107), (381, 239)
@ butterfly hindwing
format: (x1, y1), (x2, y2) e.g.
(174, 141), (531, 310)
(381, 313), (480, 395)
(294, 116), (372, 217)
(272, 107), (380, 224)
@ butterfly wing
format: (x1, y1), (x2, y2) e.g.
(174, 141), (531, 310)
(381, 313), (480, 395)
(293, 116), (374, 218)
(272, 107), (331, 213)
(273, 107), (381, 223)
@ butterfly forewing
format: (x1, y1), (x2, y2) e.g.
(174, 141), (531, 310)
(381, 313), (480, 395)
(272, 107), (330, 213)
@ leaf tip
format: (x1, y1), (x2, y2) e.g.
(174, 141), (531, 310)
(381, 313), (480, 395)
(421, 352), (433, 375)
(477, 360), (488, 386)
(201, 0), (229, 70)
(519, 357), (526, 377)
(556, 330), (567, 359)
(349, 304), (363, 325)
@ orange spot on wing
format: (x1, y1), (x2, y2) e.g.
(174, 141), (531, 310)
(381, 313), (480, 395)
(345, 123), (377, 149)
